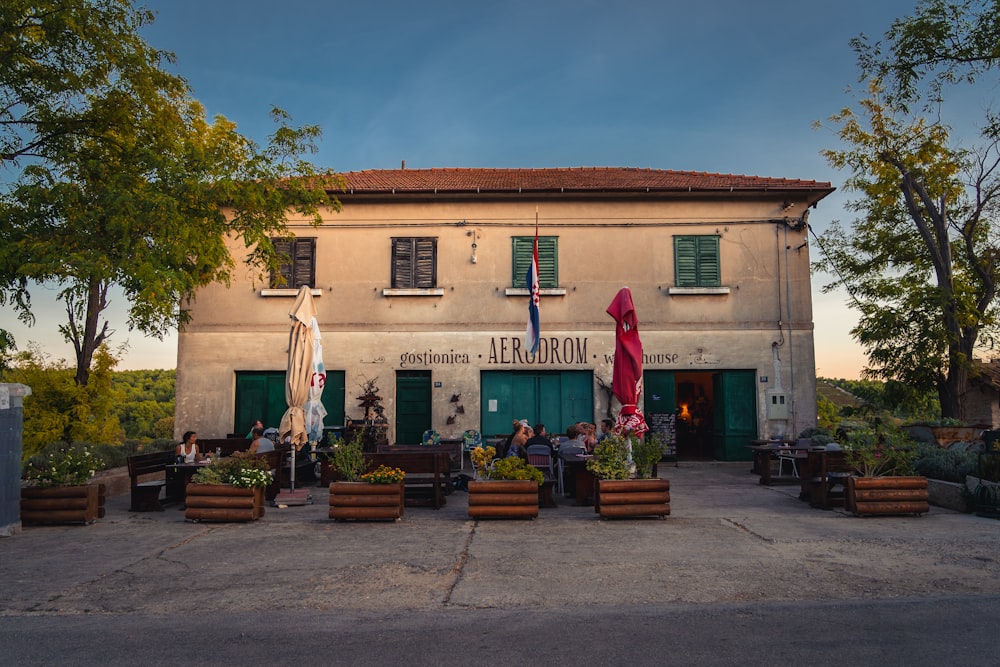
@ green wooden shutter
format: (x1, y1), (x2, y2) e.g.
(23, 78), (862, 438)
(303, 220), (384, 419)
(674, 235), (720, 287)
(512, 236), (558, 288)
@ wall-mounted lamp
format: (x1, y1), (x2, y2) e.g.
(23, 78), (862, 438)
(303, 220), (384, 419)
(467, 230), (480, 264)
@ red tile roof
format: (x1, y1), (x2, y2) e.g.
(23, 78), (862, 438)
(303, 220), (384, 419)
(334, 167), (834, 199)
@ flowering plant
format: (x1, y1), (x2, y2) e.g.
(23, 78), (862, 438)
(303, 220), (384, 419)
(470, 445), (496, 478)
(361, 465), (405, 484)
(843, 424), (918, 478)
(192, 451), (273, 488)
(24, 447), (103, 487)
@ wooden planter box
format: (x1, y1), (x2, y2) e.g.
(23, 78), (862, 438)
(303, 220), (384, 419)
(185, 483), (265, 522)
(329, 481), (404, 521)
(21, 484), (103, 525)
(468, 479), (539, 519)
(845, 476), (929, 516)
(595, 479), (671, 519)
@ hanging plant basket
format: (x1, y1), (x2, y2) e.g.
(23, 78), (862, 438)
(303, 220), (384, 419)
(185, 483), (265, 522)
(329, 481), (405, 521)
(20, 484), (104, 525)
(845, 476), (929, 516)
(595, 478), (671, 519)
(468, 479), (539, 519)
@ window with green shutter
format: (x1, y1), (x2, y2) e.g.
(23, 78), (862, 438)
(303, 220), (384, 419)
(673, 235), (721, 287)
(391, 237), (438, 288)
(512, 236), (558, 288)
(271, 237), (316, 288)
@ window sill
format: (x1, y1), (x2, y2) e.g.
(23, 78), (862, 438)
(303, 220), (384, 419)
(382, 288), (445, 297)
(260, 288), (323, 297)
(504, 288), (567, 296)
(667, 286), (731, 295)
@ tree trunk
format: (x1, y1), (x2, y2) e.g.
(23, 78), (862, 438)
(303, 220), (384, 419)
(70, 277), (110, 387)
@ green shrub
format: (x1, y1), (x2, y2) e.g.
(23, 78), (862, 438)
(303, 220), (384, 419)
(488, 456), (544, 484)
(912, 443), (978, 483)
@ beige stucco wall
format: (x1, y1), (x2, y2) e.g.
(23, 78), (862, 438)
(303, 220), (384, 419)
(175, 195), (818, 444)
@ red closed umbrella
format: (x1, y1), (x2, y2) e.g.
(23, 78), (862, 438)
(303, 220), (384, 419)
(607, 287), (648, 435)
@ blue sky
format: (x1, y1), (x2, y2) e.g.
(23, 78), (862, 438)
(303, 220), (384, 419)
(3, 1), (942, 378)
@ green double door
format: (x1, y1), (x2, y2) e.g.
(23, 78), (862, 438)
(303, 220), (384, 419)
(234, 370), (346, 436)
(480, 371), (592, 438)
(644, 369), (757, 461)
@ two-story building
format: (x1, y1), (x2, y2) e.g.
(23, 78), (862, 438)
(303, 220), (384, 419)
(174, 167), (834, 460)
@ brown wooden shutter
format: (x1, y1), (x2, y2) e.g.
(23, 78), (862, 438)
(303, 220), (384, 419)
(270, 237), (315, 288)
(392, 237), (437, 288)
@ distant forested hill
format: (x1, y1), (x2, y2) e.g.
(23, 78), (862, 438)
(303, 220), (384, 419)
(113, 369), (175, 441)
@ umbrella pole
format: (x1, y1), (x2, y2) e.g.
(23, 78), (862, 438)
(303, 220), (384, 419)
(290, 446), (296, 492)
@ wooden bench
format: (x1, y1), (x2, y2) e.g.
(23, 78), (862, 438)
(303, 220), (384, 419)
(197, 438), (252, 457)
(376, 442), (463, 471)
(365, 452), (451, 509)
(127, 451), (175, 511)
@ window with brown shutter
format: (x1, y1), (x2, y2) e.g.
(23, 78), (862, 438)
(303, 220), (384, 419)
(391, 237), (437, 288)
(270, 237), (316, 289)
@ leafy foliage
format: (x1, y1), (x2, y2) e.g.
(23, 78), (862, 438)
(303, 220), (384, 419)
(852, 0), (1000, 108)
(587, 434), (630, 480)
(0, 2), (343, 387)
(328, 432), (366, 482)
(3, 343), (124, 459)
(816, 3), (1000, 420)
(842, 422), (919, 477)
(912, 441), (979, 482)
(23, 446), (103, 487)
(631, 433), (664, 479)
(487, 456), (543, 485)
(191, 451), (272, 488)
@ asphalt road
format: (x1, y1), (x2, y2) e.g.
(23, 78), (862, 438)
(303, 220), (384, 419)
(2, 462), (998, 665)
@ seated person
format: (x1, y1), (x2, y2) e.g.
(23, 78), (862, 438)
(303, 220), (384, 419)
(245, 419), (264, 439)
(249, 426), (274, 454)
(558, 424), (586, 458)
(526, 423), (554, 454)
(505, 420), (531, 461)
(176, 431), (202, 463)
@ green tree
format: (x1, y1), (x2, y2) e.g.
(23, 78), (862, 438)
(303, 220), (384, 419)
(815, 2), (1000, 421)
(4, 344), (124, 459)
(852, 0), (1000, 108)
(0, 0), (180, 360)
(0, 2), (343, 386)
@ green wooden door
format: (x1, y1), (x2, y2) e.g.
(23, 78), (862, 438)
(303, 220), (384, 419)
(481, 371), (592, 438)
(234, 370), (345, 436)
(713, 370), (757, 461)
(396, 371), (432, 444)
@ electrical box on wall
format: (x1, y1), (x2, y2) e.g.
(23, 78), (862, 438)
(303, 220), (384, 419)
(766, 390), (788, 420)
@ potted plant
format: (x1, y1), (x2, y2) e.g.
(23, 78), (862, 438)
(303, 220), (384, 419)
(588, 433), (671, 519)
(21, 446), (106, 525)
(843, 424), (929, 516)
(329, 457), (407, 522)
(185, 451), (272, 522)
(468, 456), (542, 519)
(470, 444), (497, 480)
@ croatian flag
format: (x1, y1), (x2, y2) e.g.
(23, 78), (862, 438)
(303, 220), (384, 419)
(525, 224), (540, 356)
